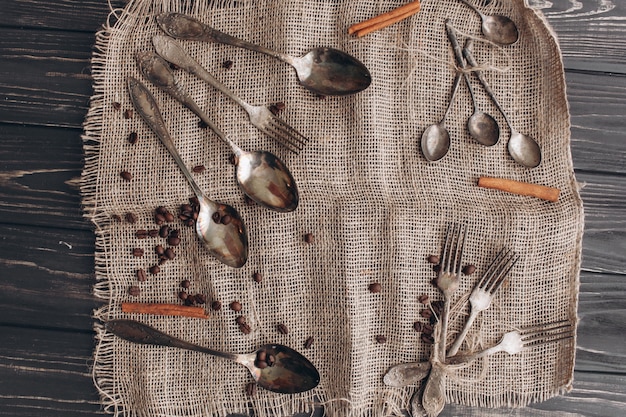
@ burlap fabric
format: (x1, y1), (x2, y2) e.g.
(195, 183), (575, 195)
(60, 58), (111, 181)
(83, 0), (583, 416)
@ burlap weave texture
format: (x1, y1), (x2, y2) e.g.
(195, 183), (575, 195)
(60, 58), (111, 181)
(83, 0), (583, 416)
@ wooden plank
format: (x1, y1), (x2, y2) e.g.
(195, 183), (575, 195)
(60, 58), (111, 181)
(0, 224), (100, 330)
(0, 124), (89, 230)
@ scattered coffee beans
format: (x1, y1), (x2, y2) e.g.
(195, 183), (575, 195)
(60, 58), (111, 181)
(462, 264), (476, 275)
(222, 60), (233, 69)
(154, 213), (166, 225)
(178, 291), (188, 301)
(303, 233), (314, 244)
(230, 301), (242, 312)
(165, 247), (176, 260)
(368, 282), (382, 293)
(375, 335), (387, 344)
(276, 323), (289, 334)
(239, 322), (252, 334)
(127, 131), (138, 144)
(192, 165), (205, 173)
(124, 109), (133, 119)
(148, 229), (159, 238)
(132, 248), (144, 257)
(154, 245), (165, 256)
(149, 265), (160, 275)
(418, 294), (430, 304)
(420, 308), (432, 319)
(304, 336), (314, 349)
(128, 285), (140, 296)
(111, 214), (122, 222)
(167, 236), (181, 246)
(211, 301), (222, 311)
(125, 212), (138, 223)
(180, 279), (190, 289)
(235, 315), (247, 325)
(413, 321), (423, 332)
(120, 170), (132, 181)
(252, 272), (263, 283)
(135, 229), (148, 239)
(136, 269), (147, 282)
(112, 101), (121, 110)
(421, 333), (434, 344)
(427, 255), (440, 264)
(268, 102), (285, 115)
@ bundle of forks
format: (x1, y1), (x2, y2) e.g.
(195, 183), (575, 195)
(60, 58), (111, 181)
(384, 224), (575, 417)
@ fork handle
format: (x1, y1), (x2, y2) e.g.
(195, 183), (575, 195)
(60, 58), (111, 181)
(446, 310), (479, 357)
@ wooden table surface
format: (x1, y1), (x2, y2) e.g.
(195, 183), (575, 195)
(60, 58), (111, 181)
(0, 1), (624, 416)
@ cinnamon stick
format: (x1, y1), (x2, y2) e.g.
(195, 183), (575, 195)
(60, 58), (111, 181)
(121, 302), (210, 319)
(348, 1), (421, 37)
(478, 177), (560, 202)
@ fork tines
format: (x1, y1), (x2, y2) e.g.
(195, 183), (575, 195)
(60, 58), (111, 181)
(440, 223), (467, 275)
(520, 320), (575, 348)
(478, 248), (519, 292)
(265, 116), (309, 154)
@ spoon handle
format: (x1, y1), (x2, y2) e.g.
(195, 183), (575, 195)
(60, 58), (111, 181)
(421, 361), (447, 417)
(126, 76), (203, 197)
(156, 13), (294, 64)
(106, 319), (237, 361)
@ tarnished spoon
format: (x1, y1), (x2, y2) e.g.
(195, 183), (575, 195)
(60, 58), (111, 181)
(136, 51), (298, 212)
(156, 12), (371, 96)
(421, 71), (463, 162)
(383, 361), (432, 387)
(457, 0), (519, 45)
(462, 43), (542, 168)
(106, 319), (320, 394)
(445, 21), (499, 146)
(127, 77), (248, 268)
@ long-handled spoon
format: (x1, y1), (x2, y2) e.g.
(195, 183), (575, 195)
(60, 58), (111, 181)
(457, 0), (519, 45)
(136, 51), (298, 212)
(106, 319), (320, 394)
(462, 43), (542, 168)
(127, 77), (248, 268)
(156, 12), (372, 96)
(445, 21), (500, 147)
(420, 71), (463, 162)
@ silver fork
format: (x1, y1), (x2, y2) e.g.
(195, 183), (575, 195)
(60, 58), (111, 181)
(435, 223), (467, 360)
(446, 248), (519, 357)
(448, 320), (574, 364)
(153, 35), (309, 154)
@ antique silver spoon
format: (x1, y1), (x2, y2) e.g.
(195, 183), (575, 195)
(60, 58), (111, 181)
(127, 77), (248, 268)
(156, 12), (372, 96)
(136, 51), (298, 212)
(106, 319), (320, 394)
(457, 0), (519, 45)
(463, 43), (542, 168)
(421, 71), (463, 162)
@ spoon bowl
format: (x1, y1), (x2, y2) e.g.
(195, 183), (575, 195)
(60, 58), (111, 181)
(127, 76), (248, 267)
(156, 12), (371, 96)
(105, 319), (320, 394)
(467, 110), (499, 146)
(137, 51), (299, 212)
(458, 0), (519, 45)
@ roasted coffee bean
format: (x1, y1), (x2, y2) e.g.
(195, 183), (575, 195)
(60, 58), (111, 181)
(125, 212), (138, 224)
(165, 247), (176, 260)
(304, 336), (314, 349)
(111, 214), (122, 222)
(154, 213), (166, 225)
(180, 279), (191, 289)
(189, 196), (199, 206)
(135, 229), (148, 239)
(252, 272), (263, 283)
(368, 282), (382, 293)
(158, 256), (168, 265)
(185, 294), (197, 305)
(180, 203), (192, 213)
(149, 265), (160, 275)
(245, 382), (256, 397)
(220, 214), (232, 225)
(375, 335), (387, 344)
(422, 323), (434, 335)
(211, 301), (222, 311)
(120, 170), (132, 181)
(128, 285), (140, 296)
(222, 60), (233, 69)
(164, 212), (175, 223)
(124, 109), (133, 119)
(148, 229), (159, 238)
(420, 308), (432, 319)
(169, 229), (180, 238)
(268, 104), (280, 116)
(136, 268), (147, 282)
(195, 294), (206, 304)
(418, 294), (430, 304)
(192, 165), (205, 173)
(462, 264), (476, 275)
(127, 131), (138, 144)
(167, 236), (180, 246)
(178, 291), (188, 301)
(235, 315), (247, 325)
(421, 333), (434, 344)
(239, 323), (252, 334)
(427, 255), (440, 264)
(413, 321), (423, 332)
(155, 245), (165, 255)
(185, 218), (195, 227)
(303, 233), (314, 244)
(276, 323), (289, 334)
(132, 247), (144, 257)
(431, 300), (444, 315)
(230, 301), (242, 312)
(156, 206), (168, 215)
(432, 264), (441, 273)
(112, 101), (121, 110)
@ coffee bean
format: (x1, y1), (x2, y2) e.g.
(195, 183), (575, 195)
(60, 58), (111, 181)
(125, 212), (138, 224)
(189, 196), (199, 206)
(127, 132), (138, 144)
(276, 323), (289, 334)
(132, 248), (144, 257)
(148, 229), (159, 238)
(165, 247), (176, 260)
(222, 60), (233, 69)
(268, 102), (286, 116)
(368, 282), (382, 293)
(211, 301), (222, 311)
(304, 336), (314, 349)
(230, 301), (242, 312)
(136, 268), (147, 282)
(303, 233), (314, 244)
(157, 226), (169, 239)
(112, 102), (121, 110)
(155, 245), (165, 255)
(156, 206), (168, 215)
(180, 279), (191, 289)
(422, 323), (434, 335)
(167, 236), (180, 246)
(421, 333), (434, 344)
(149, 265), (160, 275)
(185, 294), (197, 305)
(111, 214), (122, 222)
(158, 256), (168, 265)
(375, 335), (387, 344)
(418, 294), (430, 304)
(220, 214), (232, 225)
(413, 322), (423, 332)
(164, 213), (175, 223)
(185, 218), (195, 227)
(120, 170), (132, 181)
(420, 308), (432, 318)
(154, 213), (166, 225)
(427, 255), (440, 264)
(462, 264), (476, 275)
(235, 315), (247, 325)
(432, 264), (441, 273)
(179, 291), (188, 301)
(128, 285), (140, 296)
(239, 323), (252, 334)
(135, 229), (148, 239)
(169, 229), (180, 238)
(192, 165), (205, 173)
(245, 382), (256, 397)
(124, 109), (133, 119)
(252, 272), (263, 283)
(195, 294), (206, 304)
